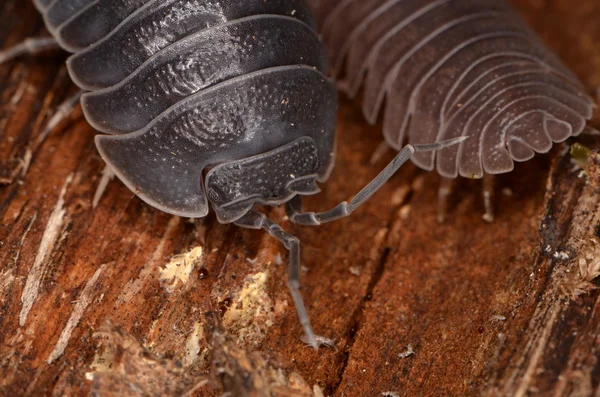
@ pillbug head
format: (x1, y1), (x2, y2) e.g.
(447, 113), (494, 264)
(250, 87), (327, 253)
(205, 137), (321, 223)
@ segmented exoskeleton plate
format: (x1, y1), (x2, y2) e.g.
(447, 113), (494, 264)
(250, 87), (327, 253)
(309, 0), (595, 179)
(32, 0), (337, 218)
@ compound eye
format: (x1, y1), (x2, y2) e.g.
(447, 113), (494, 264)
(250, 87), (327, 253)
(206, 187), (227, 205)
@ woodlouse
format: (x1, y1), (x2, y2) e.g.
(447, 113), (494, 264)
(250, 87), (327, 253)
(309, 0), (595, 220)
(1, 0), (464, 348)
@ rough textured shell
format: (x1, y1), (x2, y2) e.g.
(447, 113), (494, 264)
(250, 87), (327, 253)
(34, 0), (337, 218)
(309, 0), (594, 178)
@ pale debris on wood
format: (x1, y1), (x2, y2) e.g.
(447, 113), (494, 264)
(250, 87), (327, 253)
(313, 384), (325, 397)
(11, 212), (37, 267)
(86, 321), (206, 396)
(159, 246), (204, 292)
(9, 80), (27, 106)
(0, 269), (16, 304)
(222, 272), (275, 347)
(17, 148), (32, 179)
(116, 216), (180, 305)
(47, 264), (106, 364)
(553, 251), (570, 260)
(390, 184), (411, 206)
(183, 321), (209, 368)
(349, 265), (362, 276)
(211, 331), (313, 396)
(0, 268), (15, 291)
(399, 204), (412, 220)
(398, 344), (415, 359)
(561, 238), (600, 298)
(274, 253), (283, 266)
(20, 174), (73, 326)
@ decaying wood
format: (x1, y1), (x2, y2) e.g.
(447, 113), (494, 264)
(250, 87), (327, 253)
(0, 1), (599, 396)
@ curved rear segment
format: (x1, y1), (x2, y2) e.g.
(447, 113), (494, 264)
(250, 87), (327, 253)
(309, 0), (594, 178)
(94, 66), (337, 218)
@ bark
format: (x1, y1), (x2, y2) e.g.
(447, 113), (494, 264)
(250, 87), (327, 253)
(0, 1), (599, 396)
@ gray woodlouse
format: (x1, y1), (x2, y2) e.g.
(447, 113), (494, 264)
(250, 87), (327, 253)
(1, 0), (464, 348)
(309, 0), (595, 221)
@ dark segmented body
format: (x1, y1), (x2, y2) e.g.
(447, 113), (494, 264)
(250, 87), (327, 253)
(33, 0), (337, 218)
(309, 0), (594, 179)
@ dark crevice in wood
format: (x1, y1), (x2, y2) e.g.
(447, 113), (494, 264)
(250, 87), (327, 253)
(330, 245), (391, 395)
(330, 178), (418, 395)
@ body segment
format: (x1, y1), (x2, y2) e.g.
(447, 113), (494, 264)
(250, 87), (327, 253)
(309, 0), (594, 178)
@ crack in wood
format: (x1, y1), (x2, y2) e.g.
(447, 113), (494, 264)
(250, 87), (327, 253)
(330, 179), (417, 394)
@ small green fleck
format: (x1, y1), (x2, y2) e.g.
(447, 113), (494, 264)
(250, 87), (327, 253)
(571, 143), (592, 166)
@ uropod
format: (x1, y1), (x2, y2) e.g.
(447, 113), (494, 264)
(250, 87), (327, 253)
(309, 0), (595, 221)
(0, 0), (464, 348)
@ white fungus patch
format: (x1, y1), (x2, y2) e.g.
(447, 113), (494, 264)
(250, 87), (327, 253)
(553, 251), (570, 260)
(222, 272), (274, 347)
(159, 246), (203, 291)
(398, 345), (415, 359)
(313, 384), (325, 397)
(183, 322), (208, 368)
(561, 239), (600, 298)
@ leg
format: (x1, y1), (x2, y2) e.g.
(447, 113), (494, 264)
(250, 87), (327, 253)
(369, 140), (391, 165)
(92, 166), (116, 208)
(234, 210), (320, 349)
(286, 136), (468, 225)
(0, 37), (60, 64)
(481, 173), (495, 223)
(437, 177), (455, 224)
(36, 90), (84, 146)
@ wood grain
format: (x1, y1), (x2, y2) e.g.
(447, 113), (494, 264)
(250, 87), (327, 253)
(0, 1), (599, 396)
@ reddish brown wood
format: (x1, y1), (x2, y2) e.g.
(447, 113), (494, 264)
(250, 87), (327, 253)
(0, 1), (599, 396)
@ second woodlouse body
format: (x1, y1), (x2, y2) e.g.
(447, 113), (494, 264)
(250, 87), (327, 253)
(2, 0), (465, 347)
(309, 0), (595, 219)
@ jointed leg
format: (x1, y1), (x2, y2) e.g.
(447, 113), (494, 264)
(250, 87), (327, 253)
(36, 90), (84, 146)
(437, 177), (455, 224)
(234, 210), (319, 349)
(482, 173), (495, 223)
(0, 37), (60, 64)
(287, 137), (468, 226)
(369, 140), (391, 165)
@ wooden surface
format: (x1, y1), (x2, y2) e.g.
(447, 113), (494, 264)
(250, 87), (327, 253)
(0, 1), (599, 396)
